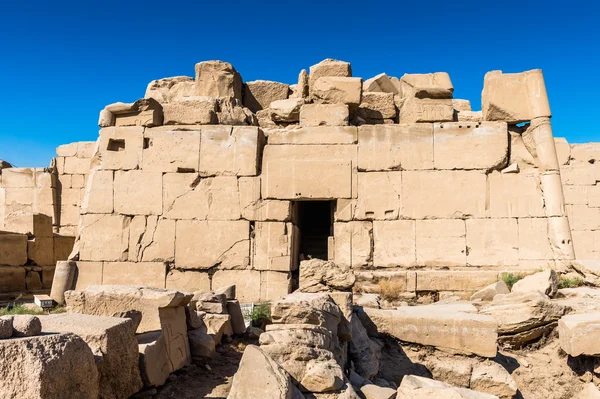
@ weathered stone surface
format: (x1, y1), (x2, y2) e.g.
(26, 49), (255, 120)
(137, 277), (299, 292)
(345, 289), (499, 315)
(300, 358), (344, 393)
(199, 125), (263, 177)
(227, 300), (247, 335)
(0, 317), (12, 338)
(312, 77), (362, 106)
(99, 98), (163, 128)
(157, 306), (192, 372)
(0, 233), (27, 266)
(333, 221), (372, 268)
(204, 313), (232, 344)
(243, 80), (289, 113)
(102, 261), (166, 287)
(0, 333), (100, 399)
(361, 384), (397, 399)
(144, 76), (195, 103)
(357, 124), (433, 171)
(576, 383), (600, 399)
(80, 170), (113, 214)
(400, 72), (454, 98)
(373, 220), (416, 267)
(470, 281), (510, 302)
(194, 60), (242, 100)
(12, 315), (42, 337)
(470, 363), (518, 399)
(175, 220), (249, 269)
(466, 219), (519, 267)
(398, 375), (498, 399)
(354, 172), (402, 220)
(265, 98), (304, 123)
(260, 271), (292, 302)
(309, 59), (352, 94)
(298, 259), (355, 293)
(512, 269), (558, 298)
(217, 97), (257, 126)
(65, 285), (192, 333)
(137, 331), (170, 387)
(300, 103), (349, 126)
(212, 270), (261, 303)
(114, 170), (162, 215)
(228, 345), (298, 399)
(142, 127), (201, 172)
(349, 315), (379, 380)
(127, 217), (175, 262)
(189, 328), (216, 357)
(433, 122), (508, 170)
(358, 305), (498, 357)
(453, 99), (472, 111)
(253, 221), (296, 272)
(488, 172), (545, 218)
(162, 97), (218, 125)
(271, 292), (342, 334)
(416, 219), (466, 267)
(356, 92), (397, 120)
(426, 357), (473, 388)
(558, 312), (600, 356)
(457, 110), (483, 122)
(482, 69), (551, 123)
(399, 97), (454, 123)
(78, 214), (130, 261)
(363, 73), (399, 94)
(267, 126), (357, 145)
(260, 324), (333, 350)
(41, 313), (143, 399)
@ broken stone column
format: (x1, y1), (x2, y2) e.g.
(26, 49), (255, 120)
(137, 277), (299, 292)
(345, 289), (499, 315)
(49, 260), (76, 304)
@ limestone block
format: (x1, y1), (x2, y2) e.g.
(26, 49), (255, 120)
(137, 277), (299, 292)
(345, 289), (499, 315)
(373, 220), (416, 267)
(401, 171), (487, 219)
(64, 156), (91, 174)
(194, 60), (242, 100)
(166, 269), (211, 292)
(561, 164), (597, 186)
(416, 219), (466, 267)
(359, 306), (497, 357)
(482, 69), (551, 123)
(243, 80), (289, 113)
(144, 76), (195, 103)
(157, 306), (192, 372)
(260, 271), (291, 301)
(98, 126), (144, 170)
(356, 92), (397, 120)
(354, 172), (402, 220)
(212, 270), (261, 303)
(199, 125), (263, 177)
(518, 218), (553, 260)
(137, 331), (170, 387)
(466, 219), (519, 266)
(299, 103), (349, 126)
(262, 144), (357, 199)
(399, 72), (454, 98)
(253, 222), (296, 271)
(309, 59), (352, 93)
(114, 170), (162, 215)
(559, 312), (600, 356)
(399, 97), (454, 123)
(433, 122), (508, 170)
(0, 233), (27, 266)
(363, 73), (399, 94)
(141, 127), (201, 172)
(453, 99), (472, 111)
(163, 174), (240, 220)
(27, 236), (54, 266)
(175, 220), (250, 269)
(357, 124), (434, 171)
(567, 205), (600, 231)
(78, 214), (130, 261)
(162, 97), (217, 125)
(267, 126), (357, 145)
(0, 266), (26, 293)
(41, 313), (143, 399)
(0, 333), (99, 399)
(65, 285), (192, 333)
(312, 76), (362, 106)
(333, 221), (372, 268)
(416, 270), (498, 292)
(0, 168), (35, 187)
(102, 262), (166, 288)
(488, 172), (545, 217)
(81, 170), (114, 214)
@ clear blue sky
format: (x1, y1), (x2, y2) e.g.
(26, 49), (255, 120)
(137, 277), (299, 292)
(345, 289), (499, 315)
(1, 0), (598, 167)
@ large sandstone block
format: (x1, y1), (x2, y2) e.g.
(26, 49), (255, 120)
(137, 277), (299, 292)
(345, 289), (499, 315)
(0, 265), (26, 292)
(466, 219), (519, 266)
(333, 221), (372, 268)
(267, 126), (357, 145)
(144, 76), (195, 103)
(299, 103), (349, 126)
(194, 60), (242, 100)
(137, 331), (170, 387)
(0, 233), (27, 266)
(27, 236), (54, 266)
(98, 127), (144, 170)
(238, 177), (291, 221)
(359, 305), (497, 357)
(401, 171), (487, 219)
(398, 375), (498, 399)
(199, 126), (264, 177)
(212, 270), (261, 303)
(142, 127), (201, 172)
(128, 216), (175, 262)
(488, 172), (545, 218)
(399, 97), (454, 123)
(260, 271), (292, 301)
(63, 156), (91, 174)
(567, 205), (600, 231)
(78, 214), (130, 261)
(175, 220), (250, 269)
(560, 164), (598, 186)
(163, 174), (240, 220)
(243, 80), (289, 113)
(253, 222), (297, 271)
(312, 76), (362, 106)
(356, 92), (397, 120)
(262, 144), (357, 199)
(482, 69), (551, 123)
(416, 219), (466, 267)
(518, 218), (553, 260)
(354, 172), (402, 220)
(363, 72), (400, 94)
(65, 285), (192, 332)
(0, 333), (100, 399)
(41, 313), (143, 399)
(1, 167), (35, 187)
(416, 270), (499, 292)
(357, 124), (434, 171)
(433, 122), (508, 170)
(165, 269), (211, 292)
(114, 170), (162, 215)
(162, 97), (218, 125)
(99, 99), (163, 128)
(309, 59), (352, 92)
(102, 262), (166, 287)
(158, 306), (192, 372)
(558, 312), (600, 356)
(81, 170), (114, 214)
(73, 261), (103, 291)
(373, 220), (416, 267)
(399, 72), (454, 98)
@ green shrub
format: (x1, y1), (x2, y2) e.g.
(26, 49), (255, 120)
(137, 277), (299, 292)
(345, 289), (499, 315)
(501, 272), (524, 290)
(246, 302), (271, 329)
(0, 304), (45, 316)
(558, 276), (584, 289)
